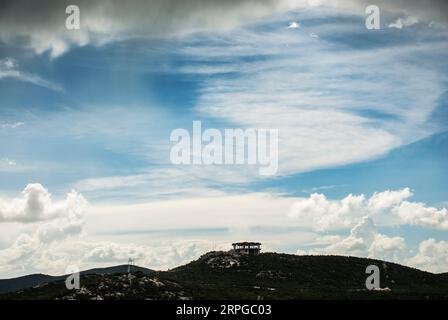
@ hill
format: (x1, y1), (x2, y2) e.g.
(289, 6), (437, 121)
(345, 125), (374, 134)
(1, 252), (447, 300)
(0, 265), (153, 295)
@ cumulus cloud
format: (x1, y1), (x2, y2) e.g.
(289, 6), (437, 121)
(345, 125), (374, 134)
(288, 188), (448, 231)
(310, 217), (407, 262)
(288, 193), (366, 231)
(0, 184), (446, 276)
(84, 243), (147, 263)
(290, 189), (448, 271)
(368, 188), (414, 212)
(395, 201), (448, 229)
(0, 234), (71, 276)
(368, 234), (407, 261)
(0, 236), (218, 276)
(0, 0), (447, 58)
(83, 240), (217, 270)
(0, 184), (87, 245)
(406, 239), (448, 273)
(0, 183), (87, 223)
(0, 184), (88, 275)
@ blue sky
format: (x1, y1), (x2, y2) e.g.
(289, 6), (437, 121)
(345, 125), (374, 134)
(0, 1), (448, 277)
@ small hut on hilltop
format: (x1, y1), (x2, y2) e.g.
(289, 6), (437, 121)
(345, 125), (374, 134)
(231, 242), (261, 255)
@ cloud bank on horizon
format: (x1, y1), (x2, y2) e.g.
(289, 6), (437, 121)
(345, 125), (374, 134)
(1, 184), (448, 276)
(0, 1), (448, 277)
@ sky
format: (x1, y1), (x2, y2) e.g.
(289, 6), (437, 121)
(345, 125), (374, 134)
(0, 0), (448, 278)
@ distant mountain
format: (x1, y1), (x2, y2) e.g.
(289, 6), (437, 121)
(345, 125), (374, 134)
(80, 265), (153, 276)
(0, 274), (60, 295)
(1, 252), (447, 300)
(0, 265), (153, 295)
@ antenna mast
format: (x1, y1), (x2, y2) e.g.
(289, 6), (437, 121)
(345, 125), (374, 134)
(127, 257), (135, 288)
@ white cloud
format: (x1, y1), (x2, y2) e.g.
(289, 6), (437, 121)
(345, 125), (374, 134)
(0, 183), (87, 223)
(0, 234), (40, 271)
(0, 185), (311, 277)
(82, 240), (216, 271)
(73, 166), (258, 203)
(301, 184), (346, 193)
(0, 234), (70, 276)
(1, 122), (24, 129)
(406, 239), (448, 273)
(389, 16), (419, 29)
(0, 158), (30, 173)
(0, 0), (300, 58)
(310, 217), (407, 262)
(368, 234), (407, 261)
(0, 1), (446, 58)
(84, 242), (147, 262)
(309, 235), (343, 245)
(0, 185), (447, 276)
(179, 21), (447, 178)
(288, 193), (366, 231)
(86, 192), (296, 232)
(0, 236), (221, 276)
(368, 188), (414, 212)
(0, 184), (88, 275)
(289, 188), (448, 271)
(395, 201), (448, 229)
(0, 57), (17, 69)
(287, 21), (300, 29)
(0, 57), (63, 91)
(288, 188), (448, 231)
(1, 6), (444, 204)
(0, 158), (17, 167)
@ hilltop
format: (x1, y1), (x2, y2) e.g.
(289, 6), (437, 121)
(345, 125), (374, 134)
(1, 252), (447, 300)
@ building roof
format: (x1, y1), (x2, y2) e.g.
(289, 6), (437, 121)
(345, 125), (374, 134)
(232, 242), (261, 246)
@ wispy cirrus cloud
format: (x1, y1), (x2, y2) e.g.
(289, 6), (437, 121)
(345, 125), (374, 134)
(1, 122), (25, 129)
(0, 57), (63, 92)
(177, 18), (448, 177)
(0, 158), (22, 172)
